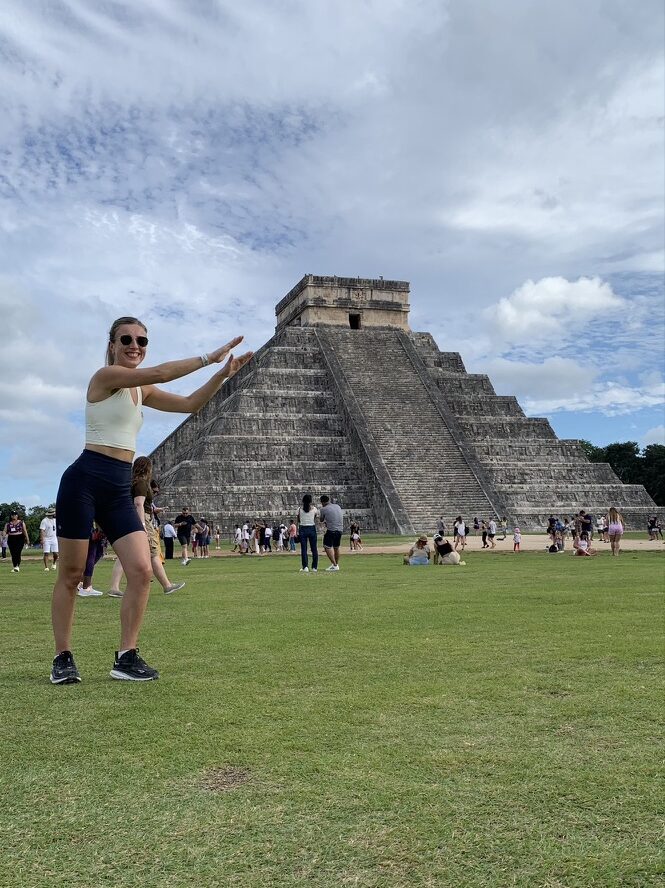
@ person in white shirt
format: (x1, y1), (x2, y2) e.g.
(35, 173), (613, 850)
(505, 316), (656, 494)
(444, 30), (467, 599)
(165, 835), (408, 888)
(40, 509), (59, 571)
(487, 518), (497, 549)
(162, 520), (177, 560)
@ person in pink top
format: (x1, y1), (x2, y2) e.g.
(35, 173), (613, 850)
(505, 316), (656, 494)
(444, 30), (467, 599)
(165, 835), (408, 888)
(606, 507), (625, 557)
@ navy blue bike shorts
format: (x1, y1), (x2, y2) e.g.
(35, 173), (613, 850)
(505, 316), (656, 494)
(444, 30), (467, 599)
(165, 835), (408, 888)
(56, 450), (144, 544)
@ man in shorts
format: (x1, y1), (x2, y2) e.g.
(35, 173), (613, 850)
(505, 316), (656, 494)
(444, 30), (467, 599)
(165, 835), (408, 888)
(40, 508), (59, 571)
(174, 507), (195, 565)
(319, 495), (343, 572)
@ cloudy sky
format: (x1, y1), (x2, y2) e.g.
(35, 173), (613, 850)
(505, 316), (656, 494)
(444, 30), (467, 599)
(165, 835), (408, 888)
(1, 0), (663, 508)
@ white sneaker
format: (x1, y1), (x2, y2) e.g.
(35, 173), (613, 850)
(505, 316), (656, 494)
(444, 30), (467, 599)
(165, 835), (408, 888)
(45, 567), (50, 572)
(325, 565), (340, 571)
(299, 567), (309, 572)
(12, 567), (19, 572)
(51, 565), (58, 570)
(78, 587), (103, 597)
(312, 568), (318, 572)
(181, 558), (191, 566)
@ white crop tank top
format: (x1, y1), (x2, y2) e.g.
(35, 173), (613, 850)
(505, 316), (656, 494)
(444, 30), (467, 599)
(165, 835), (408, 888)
(85, 387), (143, 451)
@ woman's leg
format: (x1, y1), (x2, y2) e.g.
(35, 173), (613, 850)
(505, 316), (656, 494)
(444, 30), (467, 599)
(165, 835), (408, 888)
(112, 531), (153, 651)
(109, 555), (125, 593)
(310, 531), (319, 570)
(52, 538), (90, 652)
(152, 554), (174, 591)
(8, 537), (22, 568)
(300, 531), (308, 569)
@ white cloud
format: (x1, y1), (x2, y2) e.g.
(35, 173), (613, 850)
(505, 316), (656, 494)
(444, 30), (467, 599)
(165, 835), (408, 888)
(642, 424), (665, 446)
(0, 0), (663, 503)
(484, 276), (624, 343)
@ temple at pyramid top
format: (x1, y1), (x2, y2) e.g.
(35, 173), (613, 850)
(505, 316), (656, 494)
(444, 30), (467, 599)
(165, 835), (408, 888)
(275, 274), (411, 332)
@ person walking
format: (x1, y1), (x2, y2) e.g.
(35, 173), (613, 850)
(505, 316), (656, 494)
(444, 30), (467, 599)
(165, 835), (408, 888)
(297, 494), (319, 573)
(319, 494), (343, 571)
(487, 517), (497, 549)
(40, 508), (59, 571)
(174, 508), (196, 565)
(6, 510), (30, 572)
(607, 507), (625, 556)
(50, 316), (251, 684)
(1, 527), (7, 560)
(131, 457), (186, 593)
(77, 524), (106, 597)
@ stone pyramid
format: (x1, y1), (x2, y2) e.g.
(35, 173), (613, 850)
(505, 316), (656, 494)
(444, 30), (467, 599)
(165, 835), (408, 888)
(150, 275), (656, 532)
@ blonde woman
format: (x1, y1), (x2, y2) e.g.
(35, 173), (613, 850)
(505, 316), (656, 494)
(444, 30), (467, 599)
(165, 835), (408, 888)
(607, 507), (625, 556)
(50, 315), (252, 684)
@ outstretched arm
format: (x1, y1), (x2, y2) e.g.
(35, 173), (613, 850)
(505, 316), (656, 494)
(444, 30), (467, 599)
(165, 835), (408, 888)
(142, 351), (253, 413)
(87, 336), (245, 400)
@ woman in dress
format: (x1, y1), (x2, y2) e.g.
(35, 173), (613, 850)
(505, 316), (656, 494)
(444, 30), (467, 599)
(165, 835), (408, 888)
(50, 316), (252, 684)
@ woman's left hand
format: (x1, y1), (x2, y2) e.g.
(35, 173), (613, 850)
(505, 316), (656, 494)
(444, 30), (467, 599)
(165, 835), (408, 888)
(221, 351), (254, 379)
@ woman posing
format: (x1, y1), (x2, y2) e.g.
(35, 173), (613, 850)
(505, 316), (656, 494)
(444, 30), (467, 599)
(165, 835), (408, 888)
(297, 494), (319, 573)
(606, 507), (625, 557)
(50, 316), (252, 684)
(5, 510), (30, 572)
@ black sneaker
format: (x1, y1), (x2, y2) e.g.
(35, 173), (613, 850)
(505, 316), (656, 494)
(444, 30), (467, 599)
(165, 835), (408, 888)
(50, 650), (81, 684)
(110, 649), (159, 681)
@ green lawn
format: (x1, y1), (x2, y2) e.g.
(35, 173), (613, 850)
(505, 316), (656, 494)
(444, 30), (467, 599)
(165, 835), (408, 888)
(1, 550), (663, 887)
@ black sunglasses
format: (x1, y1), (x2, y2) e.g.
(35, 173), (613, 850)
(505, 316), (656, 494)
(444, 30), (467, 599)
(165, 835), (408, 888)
(116, 334), (149, 347)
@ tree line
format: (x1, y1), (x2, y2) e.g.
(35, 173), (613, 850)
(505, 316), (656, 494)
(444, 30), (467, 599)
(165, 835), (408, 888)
(579, 441), (664, 506)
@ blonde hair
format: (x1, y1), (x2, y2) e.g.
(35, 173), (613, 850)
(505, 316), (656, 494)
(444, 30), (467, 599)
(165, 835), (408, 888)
(106, 316), (147, 366)
(608, 507), (622, 523)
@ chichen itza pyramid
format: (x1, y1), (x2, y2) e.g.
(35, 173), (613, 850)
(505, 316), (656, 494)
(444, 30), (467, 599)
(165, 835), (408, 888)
(150, 275), (656, 531)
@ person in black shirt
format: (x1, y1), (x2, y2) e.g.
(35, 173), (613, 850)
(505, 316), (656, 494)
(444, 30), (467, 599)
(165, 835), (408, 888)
(174, 508), (195, 565)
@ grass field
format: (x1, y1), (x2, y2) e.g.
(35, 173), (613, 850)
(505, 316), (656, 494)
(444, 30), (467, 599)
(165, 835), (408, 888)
(1, 549), (663, 887)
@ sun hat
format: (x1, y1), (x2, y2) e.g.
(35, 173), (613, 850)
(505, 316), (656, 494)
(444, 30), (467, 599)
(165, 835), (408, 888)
(417, 533), (428, 543)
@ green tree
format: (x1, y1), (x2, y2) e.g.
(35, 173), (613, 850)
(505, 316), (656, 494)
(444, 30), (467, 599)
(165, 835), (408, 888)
(579, 440), (606, 462)
(602, 441), (641, 484)
(642, 444), (665, 506)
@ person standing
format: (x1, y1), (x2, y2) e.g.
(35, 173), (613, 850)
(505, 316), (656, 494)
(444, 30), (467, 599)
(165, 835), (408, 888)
(437, 516), (446, 536)
(487, 517), (497, 549)
(6, 510), (30, 572)
(50, 316), (251, 684)
(453, 516), (466, 551)
(297, 494), (319, 573)
(319, 494), (343, 571)
(513, 526), (522, 552)
(288, 519), (297, 553)
(1, 527), (7, 560)
(174, 507), (195, 565)
(40, 508), (59, 571)
(607, 507), (625, 556)
(162, 519), (177, 560)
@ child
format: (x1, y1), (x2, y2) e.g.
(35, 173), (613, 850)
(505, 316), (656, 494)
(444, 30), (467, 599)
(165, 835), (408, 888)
(513, 526), (521, 552)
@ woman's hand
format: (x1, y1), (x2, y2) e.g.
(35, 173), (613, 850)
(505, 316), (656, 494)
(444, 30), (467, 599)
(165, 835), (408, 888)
(219, 350), (254, 380)
(208, 337), (245, 364)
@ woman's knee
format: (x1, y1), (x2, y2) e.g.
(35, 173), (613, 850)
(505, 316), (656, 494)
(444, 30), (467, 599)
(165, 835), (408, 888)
(125, 559), (153, 587)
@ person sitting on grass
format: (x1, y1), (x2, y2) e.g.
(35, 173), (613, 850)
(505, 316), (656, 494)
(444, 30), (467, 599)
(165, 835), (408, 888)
(432, 534), (466, 566)
(403, 534), (431, 565)
(573, 531), (596, 557)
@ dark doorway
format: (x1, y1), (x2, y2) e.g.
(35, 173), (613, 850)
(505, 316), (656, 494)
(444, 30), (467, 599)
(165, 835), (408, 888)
(349, 313), (361, 330)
